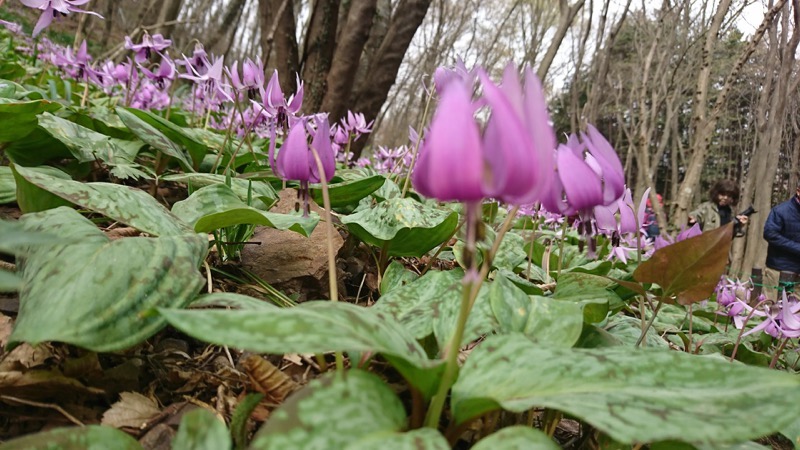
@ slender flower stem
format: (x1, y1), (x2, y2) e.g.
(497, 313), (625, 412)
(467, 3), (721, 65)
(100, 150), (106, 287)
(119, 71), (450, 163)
(309, 146), (342, 371)
(730, 298), (770, 362)
(635, 298), (664, 347)
(769, 337), (791, 369)
(424, 204), (521, 428)
(556, 219), (568, 278)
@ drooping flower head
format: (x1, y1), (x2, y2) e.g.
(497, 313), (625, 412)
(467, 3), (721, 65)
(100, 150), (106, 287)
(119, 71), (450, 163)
(124, 32), (172, 63)
(21, 0), (102, 37)
(139, 54), (176, 90)
(52, 39), (91, 81)
(413, 62), (556, 205)
(262, 69), (304, 127)
(226, 57), (265, 101)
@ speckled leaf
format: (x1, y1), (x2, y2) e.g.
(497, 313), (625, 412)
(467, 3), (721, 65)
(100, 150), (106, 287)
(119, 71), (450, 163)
(0, 98), (61, 142)
(472, 426), (560, 450)
(552, 272), (618, 323)
(37, 112), (123, 163)
(0, 165), (15, 204)
(0, 425), (142, 449)
(309, 174), (386, 208)
(779, 416), (800, 449)
(12, 164), (73, 213)
(163, 173), (277, 210)
(491, 231), (527, 270)
(13, 165), (190, 236)
(451, 334), (800, 445)
(118, 107), (209, 167)
(380, 260), (419, 295)
(374, 269), (496, 349)
(635, 223), (733, 305)
(189, 293), (274, 310)
(490, 276), (582, 348)
(341, 197), (458, 256)
(172, 408), (231, 450)
(249, 370), (405, 450)
(9, 207), (206, 352)
(159, 301), (445, 398)
(171, 184), (318, 237)
(116, 107), (194, 171)
(345, 428), (451, 450)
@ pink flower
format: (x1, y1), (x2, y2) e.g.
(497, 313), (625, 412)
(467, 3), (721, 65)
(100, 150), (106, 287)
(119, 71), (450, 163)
(21, 0), (102, 37)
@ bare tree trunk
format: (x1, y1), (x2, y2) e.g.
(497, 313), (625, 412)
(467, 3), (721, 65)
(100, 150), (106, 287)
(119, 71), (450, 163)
(536, 0), (585, 81)
(320, 0), (378, 121)
(301, 0), (342, 113)
(349, 0), (433, 158)
(207, 0), (247, 56)
(672, 0), (786, 228)
(155, 0), (184, 37)
(737, 0), (800, 276)
(260, 0), (301, 95)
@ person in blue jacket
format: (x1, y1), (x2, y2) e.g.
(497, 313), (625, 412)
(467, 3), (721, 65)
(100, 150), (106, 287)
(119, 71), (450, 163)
(763, 182), (800, 300)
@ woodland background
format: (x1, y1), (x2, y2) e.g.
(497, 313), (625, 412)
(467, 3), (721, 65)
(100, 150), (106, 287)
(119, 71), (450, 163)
(4, 0), (800, 278)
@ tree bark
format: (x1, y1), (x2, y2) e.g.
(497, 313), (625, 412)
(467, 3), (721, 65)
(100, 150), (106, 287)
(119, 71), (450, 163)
(320, 0), (378, 121)
(537, 0), (585, 81)
(260, 0), (301, 96)
(155, 0), (184, 38)
(301, 0), (342, 113)
(349, 0), (433, 158)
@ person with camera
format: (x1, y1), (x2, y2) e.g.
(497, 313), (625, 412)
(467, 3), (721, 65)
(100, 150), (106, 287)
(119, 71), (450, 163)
(762, 182), (800, 300)
(688, 179), (750, 235)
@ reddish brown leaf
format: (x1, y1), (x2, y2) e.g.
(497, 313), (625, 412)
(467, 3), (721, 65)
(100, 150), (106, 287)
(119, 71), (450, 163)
(634, 223), (733, 305)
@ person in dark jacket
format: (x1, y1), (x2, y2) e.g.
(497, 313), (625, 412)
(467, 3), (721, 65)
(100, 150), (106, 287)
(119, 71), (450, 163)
(763, 182), (800, 300)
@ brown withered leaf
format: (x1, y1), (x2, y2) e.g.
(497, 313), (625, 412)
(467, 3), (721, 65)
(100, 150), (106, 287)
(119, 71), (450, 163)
(102, 391), (161, 429)
(0, 369), (103, 400)
(241, 355), (299, 403)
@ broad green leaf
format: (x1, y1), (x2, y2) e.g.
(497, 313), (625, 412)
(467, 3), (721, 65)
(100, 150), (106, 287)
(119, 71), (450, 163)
(13, 165), (190, 236)
(0, 165), (15, 204)
(118, 107), (209, 167)
(3, 127), (73, 166)
(552, 272), (618, 323)
(346, 429), (450, 450)
(452, 334), (800, 445)
(341, 197), (458, 257)
(309, 174), (386, 208)
(374, 269), (497, 349)
(491, 231), (527, 270)
(380, 260), (419, 295)
(780, 416), (800, 449)
(159, 301), (445, 398)
(604, 315), (669, 348)
(189, 293), (274, 310)
(37, 112), (120, 163)
(0, 425), (142, 450)
(171, 184), (318, 237)
(635, 223), (733, 305)
(0, 79), (18, 98)
(9, 208), (206, 352)
(0, 270), (22, 292)
(498, 268), (545, 295)
(164, 173), (277, 210)
(116, 106), (194, 171)
(0, 98), (61, 142)
(249, 370), (405, 450)
(490, 276), (582, 347)
(472, 426), (560, 450)
(12, 164), (73, 213)
(172, 408), (231, 450)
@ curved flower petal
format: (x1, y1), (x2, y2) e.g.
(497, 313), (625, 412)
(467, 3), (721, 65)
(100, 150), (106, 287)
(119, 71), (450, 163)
(556, 144), (603, 213)
(277, 121), (311, 182)
(584, 124), (625, 205)
(32, 7), (54, 37)
(412, 81), (483, 202)
(310, 116), (335, 183)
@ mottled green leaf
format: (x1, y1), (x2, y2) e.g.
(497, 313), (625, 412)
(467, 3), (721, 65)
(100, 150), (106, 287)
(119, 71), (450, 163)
(341, 197), (458, 257)
(490, 276), (582, 347)
(0, 270), (21, 292)
(12, 165), (190, 236)
(491, 231), (528, 270)
(452, 334), (800, 445)
(12, 164), (73, 213)
(552, 272), (619, 323)
(780, 416), (800, 449)
(3, 127), (73, 166)
(118, 107), (209, 167)
(0, 98), (61, 142)
(159, 301), (445, 397)
(472, 426), (560, 450)
(231, 393), (265, 450)
(0, 165), (16, 204)
(249, 370), (405, 450)
(309, 174), (386, 208)
(163, 173), (277, 210)
(346, 429), (450, 450)
(380, 260), (419, 295)
(374, 269), (497, 349)
(37, 112), (122, 163)
(0, 425), (142, 449)
(189, 293), (274, 310)
(116, 106), (194, 171)
(635, 223), (733, 305)
(172, 408), (231, 450)
(9, 208), (206, 352)
(171, 184), (318, 237)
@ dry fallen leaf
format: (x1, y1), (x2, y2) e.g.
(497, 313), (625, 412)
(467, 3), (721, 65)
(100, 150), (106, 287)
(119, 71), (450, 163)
(102, 391), (161, 429)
